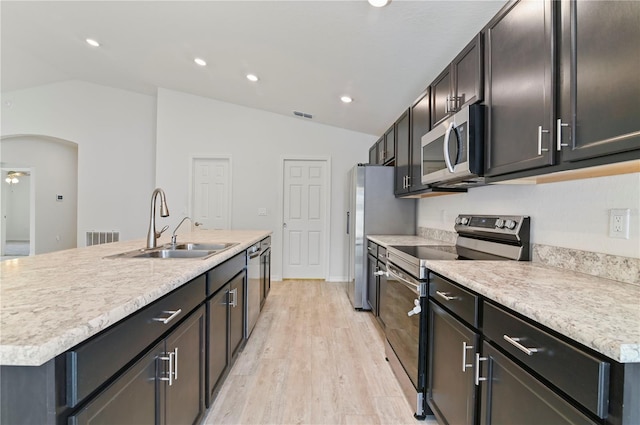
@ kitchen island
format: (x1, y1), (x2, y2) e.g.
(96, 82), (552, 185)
(0, 229), (270, 424)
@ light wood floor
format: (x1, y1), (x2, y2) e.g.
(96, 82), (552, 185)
(203, 280), (436, 425)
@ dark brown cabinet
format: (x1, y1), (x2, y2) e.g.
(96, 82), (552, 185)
(479, 341), (598, 425)
(431, 34), (483, 128)
(69, 306), (206, 425)
(484, 0), (555, 177)
(428, 301), (479, 425)
(379, 127), (395, 165)
(369, 140), (379, 164)
(557, 0), (640, 163)
(485, 0), (640, 180)
(395, 89), (432, 196)
(394, 109), (410, 194)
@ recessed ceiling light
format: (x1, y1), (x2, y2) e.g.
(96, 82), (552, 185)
(340, 96), (353, 103)
(246, 74), (259, 82)
(85, 38), (100, 47)
(368, 0), (390, 7)
(194, 58), (207, 66)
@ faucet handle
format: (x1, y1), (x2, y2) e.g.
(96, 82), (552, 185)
(157, 225), (169, 238)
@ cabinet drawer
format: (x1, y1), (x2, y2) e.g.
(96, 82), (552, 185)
(377, 246), (387, 262)
(429, 273), (478, 328)
(483, 301), (609, 418)
(367, 241), (378, 258)
(208, 252), (246, 296)
(66, 274), (206, 408)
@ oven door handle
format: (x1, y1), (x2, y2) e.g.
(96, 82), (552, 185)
(387, 265), (422, 296)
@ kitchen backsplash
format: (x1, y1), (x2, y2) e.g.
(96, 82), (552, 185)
(418, 226), (640, 286)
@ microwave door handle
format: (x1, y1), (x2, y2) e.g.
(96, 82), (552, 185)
(443, 121), (456, 173)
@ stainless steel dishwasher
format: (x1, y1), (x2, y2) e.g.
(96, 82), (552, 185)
(246, 242), (261, 338)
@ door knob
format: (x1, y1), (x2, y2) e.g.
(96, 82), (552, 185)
(283, 223), (287, 228)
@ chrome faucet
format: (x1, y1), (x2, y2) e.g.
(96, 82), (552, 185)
(171, 216), (192, 247)
(146, 188), (170, 249)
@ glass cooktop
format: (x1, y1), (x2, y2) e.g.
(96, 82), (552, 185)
(389, 245), (512, 262)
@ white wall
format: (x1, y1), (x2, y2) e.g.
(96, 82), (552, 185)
(155, 88), (375, 280)
(0, 81), (157, 245)
(1, 137), (78, 254)
(418, 172), (640, 258)
(4, 175), (30, 241)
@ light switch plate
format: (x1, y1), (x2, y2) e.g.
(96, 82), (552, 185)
(258, 208), (267, 216)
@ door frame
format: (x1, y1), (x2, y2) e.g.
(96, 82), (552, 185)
(278, 156), (332, 281)
(188, 155), (233, 230)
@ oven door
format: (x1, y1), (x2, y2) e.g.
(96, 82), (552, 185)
(381, 262), (427, 391)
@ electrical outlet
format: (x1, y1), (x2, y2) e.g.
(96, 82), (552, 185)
(609, 208), (630, 239)
(258, 208), (267, 216)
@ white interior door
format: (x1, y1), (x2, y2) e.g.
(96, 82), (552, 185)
(192, 157), (231, 230)
(282, 159), (328, 279)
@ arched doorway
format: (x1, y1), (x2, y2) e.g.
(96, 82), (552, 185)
(1, 135), (78, 258)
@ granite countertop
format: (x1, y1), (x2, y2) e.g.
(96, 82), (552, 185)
(0, 229), (270, 367)
(368, 234), (640, 363)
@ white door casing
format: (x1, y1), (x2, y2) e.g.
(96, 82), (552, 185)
(281, 158), (330, 279)
(191, 157), (231, 230)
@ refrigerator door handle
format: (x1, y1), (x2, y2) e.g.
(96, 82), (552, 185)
(346, 211), (350, 234)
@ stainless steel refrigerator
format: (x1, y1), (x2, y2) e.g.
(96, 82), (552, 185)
(346, 164), (416, 310)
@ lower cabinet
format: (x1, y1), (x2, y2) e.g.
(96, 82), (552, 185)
(69, 306), (206, 425)
(367, 252), (378, 314)
(428, 301), (479, 425)
(479, 341), (597, 425)
(206, 255), (247, 407)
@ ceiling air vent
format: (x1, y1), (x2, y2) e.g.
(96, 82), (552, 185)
(293, 111), (313, 119)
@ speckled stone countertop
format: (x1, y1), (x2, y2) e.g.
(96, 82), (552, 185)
(0, 230), (270, 367)
(367, 235), (640, 363)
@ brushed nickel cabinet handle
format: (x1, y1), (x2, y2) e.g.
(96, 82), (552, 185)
(436, 290), (457, 301)
(153, 309), (182, 325)
(503, 334), (539, 356)
(557, 118), (569, 151)
(475, 353), (487, 386)
(537, 126), (550, 155)
(462, 341), (474, 372)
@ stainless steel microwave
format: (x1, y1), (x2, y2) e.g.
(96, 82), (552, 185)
(421, 104), (484, 187)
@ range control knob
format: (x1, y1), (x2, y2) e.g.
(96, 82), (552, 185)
(461, 217), (470, 225)
(495, 219), (505, 229)
(455, 217), (462, 225)
(505, 220), (517, 230)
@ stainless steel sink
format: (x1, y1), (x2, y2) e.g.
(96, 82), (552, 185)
(173, 242), (237, 251)
(104, 242), (237, 260)
(132, 249), (216, 259)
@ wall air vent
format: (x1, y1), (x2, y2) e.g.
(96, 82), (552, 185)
(293, 111), (313, 119)
(86, 231), (119, 246)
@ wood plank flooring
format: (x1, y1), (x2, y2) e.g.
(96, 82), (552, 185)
(203, 280), (436, 425)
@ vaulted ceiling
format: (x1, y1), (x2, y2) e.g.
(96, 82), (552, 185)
(1, 1), (506, 135)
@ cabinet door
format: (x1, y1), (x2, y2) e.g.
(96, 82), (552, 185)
(485, 0), (555, 177)
(394, 109), (410, 195)
(369, 144), (377, 165)
(207, 285), (228, 406)
(229, 271), (246, 359)
(479, 342), (598, 425)
(410, 91), (430, 193)
(366, 254), (378, 314)
(376, 262), (387, 329)
(68, 343), (161, 425)
(558, 0), (640, 162)
(431, 67), (452, 127)
(375, 137), (385, 164)
(454, 33), (483, 109)
(428, 301), (478, 425)
(165, 305), (206, 425)
(384, 126), (395, 164)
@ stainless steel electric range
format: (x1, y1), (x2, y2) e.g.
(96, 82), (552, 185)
(380, 215), (530, 419)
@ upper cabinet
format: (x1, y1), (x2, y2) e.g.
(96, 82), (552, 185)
(431, 34), (483, 128)
(485, 0), (640, 179)
(381, 126), (396, 165)
(395, 90), (432, 196)
(557, 0), (640, 163)
(484, 0), (554, 176)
